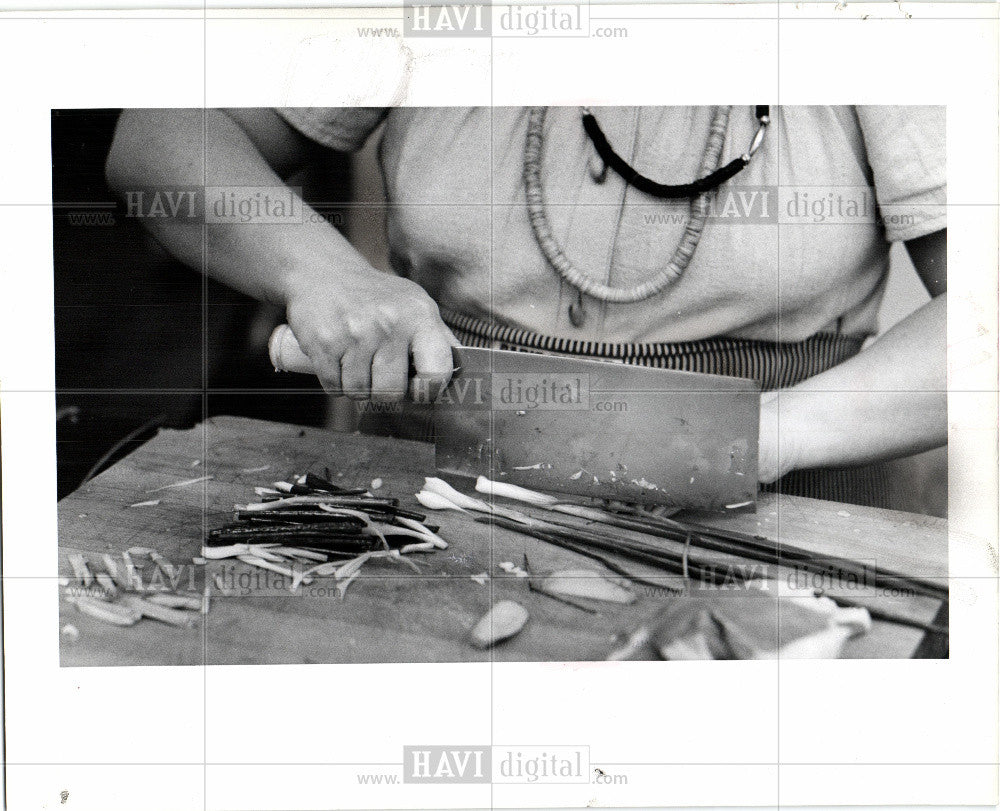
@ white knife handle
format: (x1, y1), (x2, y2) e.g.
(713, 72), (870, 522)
(268, 324), (314, 374)
(269, 324), (461, 399)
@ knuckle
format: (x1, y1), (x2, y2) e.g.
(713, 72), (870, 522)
(309, 324), (346, 352)
(413, 296), (439, 320)
(345, 316), (387, 346)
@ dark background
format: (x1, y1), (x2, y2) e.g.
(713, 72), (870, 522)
(51, 109), (348, 498)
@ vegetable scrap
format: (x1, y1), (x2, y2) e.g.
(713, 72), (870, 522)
(94, 573), (119, 599)
(529, 569), (636, 605)
(145, 475), (214, 493)
(602, 583), (876, 662)
(205, 470), (447, 595)
(62, 550), (204, 630)
(418, 477), (532, 524)
(469, 600), (529, 649)
(650, 586), (871, 660)
(121, 595), (197, 629)
(67, 593), (142, 626)
(522, 556), (598, 614)
(606, 627), (653, 661)
(498, 561), (529, 578)
(470, 573), (489, 586)
(150, 550), (180, 581)
(416, 490), (467, 512)
(475, 476), (559, 507)
(422, 477), (487, 511)
(417, 478), (711, 589)
(419, 477), (942, 649)
(147, 593), (203, 611)
(460, 476), (946, 609)
(630, 478), (659, 491)
(67, 554), (94, 588)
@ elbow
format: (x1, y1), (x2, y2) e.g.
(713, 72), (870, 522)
(105, 109), (178, 195)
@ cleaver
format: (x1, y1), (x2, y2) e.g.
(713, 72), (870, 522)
(269, 326), (760, 511)
(436, 346), (760, 512)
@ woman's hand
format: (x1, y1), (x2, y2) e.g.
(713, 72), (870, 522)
(107, 109), (459, 404)
(755, 230), (947, 485)
(285, 263), (459, 401)
(757, 391), (801, 485)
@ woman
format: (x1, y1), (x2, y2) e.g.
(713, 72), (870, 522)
(106, 105), (946, 507)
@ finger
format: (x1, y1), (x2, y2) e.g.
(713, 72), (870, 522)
(285, 322), (347, 394)
(410, 327), (456, 403)
(306, 341), (345, 395)
(340, 343), (375, 400)
(370, 342), (410, 403)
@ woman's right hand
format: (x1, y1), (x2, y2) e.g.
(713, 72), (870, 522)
(106, 108), (459, 404)
(284, 264), (459, 402)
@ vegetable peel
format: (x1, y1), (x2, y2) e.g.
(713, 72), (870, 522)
(529, 569), (636, 604)
(469, 600), (529, 649)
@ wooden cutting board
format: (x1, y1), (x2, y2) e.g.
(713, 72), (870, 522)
(57, 416), (947, 665)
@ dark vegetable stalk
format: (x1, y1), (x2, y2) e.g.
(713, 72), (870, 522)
(244, 499), (426, 522)
(304, 472), (369, 495)
(509, 515), (756, 586)
(208, 524), (366, 541)
(549, 538), (684, 592)
(477, 514), (740, 588)
(542, 527), (753, 587)
(235, 510), (367, 525)
(291, 484), (368, 497)
(555, 509), (947, 603)
(207, 529), (379, 552)
(311, 496), (400, 508)
(672, 520), (947, 601)
(385, 507), (429, 522)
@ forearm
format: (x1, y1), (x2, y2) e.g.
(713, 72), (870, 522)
(106, 108), (456, 399)
(105, 108), (369, 307)
(760, 294), (946, 480)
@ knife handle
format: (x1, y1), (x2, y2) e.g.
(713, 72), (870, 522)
(268, 324), (459, 389)
(268, 324), (314, 374)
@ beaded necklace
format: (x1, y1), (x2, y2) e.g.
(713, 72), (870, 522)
(523, 105), (770, 327)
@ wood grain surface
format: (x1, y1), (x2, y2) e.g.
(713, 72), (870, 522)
(58, 416), (948, 666)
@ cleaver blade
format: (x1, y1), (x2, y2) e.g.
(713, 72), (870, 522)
(433, 346), (760, 512)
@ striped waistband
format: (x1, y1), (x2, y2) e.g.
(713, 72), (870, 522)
(441, 309), (867, 391)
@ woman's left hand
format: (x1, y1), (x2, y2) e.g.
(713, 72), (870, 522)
(757, 391), (802, 485)
(755, 230), (946, 485)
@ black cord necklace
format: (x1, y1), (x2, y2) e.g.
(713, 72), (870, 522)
(581, 105), (770, 198)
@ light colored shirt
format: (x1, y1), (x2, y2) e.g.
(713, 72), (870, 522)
(276, 106), (945, 344)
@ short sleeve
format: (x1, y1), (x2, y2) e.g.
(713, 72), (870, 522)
(855, 105), (946, 242)
(274, 108), (388, 153)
